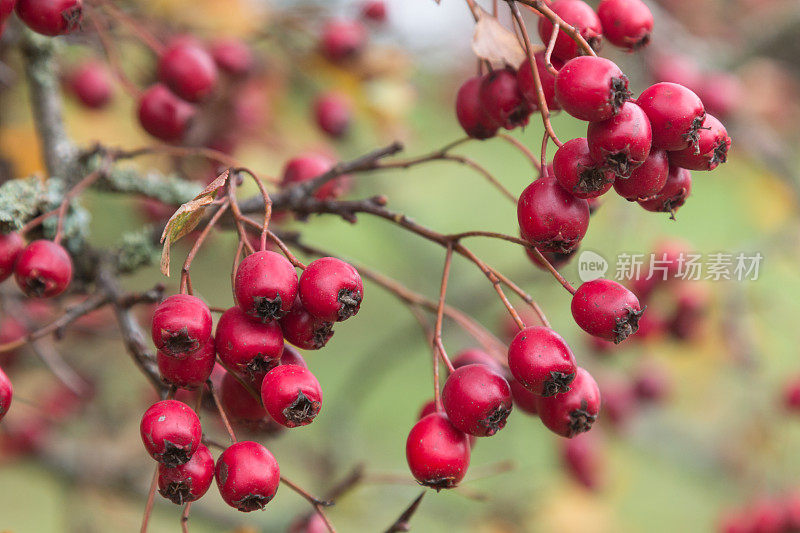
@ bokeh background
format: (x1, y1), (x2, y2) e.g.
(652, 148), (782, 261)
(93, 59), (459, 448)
(2, 0), (800, 531)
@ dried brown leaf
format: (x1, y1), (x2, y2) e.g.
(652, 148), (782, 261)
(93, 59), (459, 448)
(471, 8), (526, 67)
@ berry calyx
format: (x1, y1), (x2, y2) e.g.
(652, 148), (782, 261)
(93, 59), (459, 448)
(555, 57), (630, 122)
(517, 52), (563, 111)
(455, 76), (499, 140)
(668, 114), (731, 171)
(320, 19), (367, 63)
(406, 412), (471, 490)
(517, 175), (590, 254)
(587, 101), (652, 177)
(261, 365), (323, 428)
(13, 239), (73, 298)
(298, 257), (363, 322)
(537, 0), (602, 62)
(442, 364), (513, 437)
(150, 294), (212, 357)
(596, 0), (653, 51)
(480, 67), (532, 130)
(637, 165), (692, 216)
(158, 38), (218, 103)
(157, 337), (216, 389)
(507, 326), (578, 396)
(571, 278), (644, 343)
(314, 92), (351, 139)
(553, 137), (615, 199)
(234, 250), (298, 323)
(0, 366), (12, 422)
(140, 400), (202, 467)
(15, 0), (82, 36)
(536, 367), (601, 438)
(636, 82), (705, 151)
(612, 149), (669, 201)
(215, 306), (283, 377)
(279, 298), (334, 350)
(137, 84), (196, 143)
(0, 232), (24, 282)
(280, 153), (352, 201)
(158, 444), (215, 504)
(67, 61), (114, 109)
(215, 441), (280, 512)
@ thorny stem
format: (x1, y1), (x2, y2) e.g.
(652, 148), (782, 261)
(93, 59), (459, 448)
(280, 477), (336, 533)
(181, 201), (231, 294)
(208, 379), (237, 444)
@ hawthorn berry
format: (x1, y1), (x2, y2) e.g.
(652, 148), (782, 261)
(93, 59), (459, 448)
(587, 101), (652, 177)
(15, 0), (82, 36)
(158, 38), (218, 103)
(537, 0), (602, 62)
(553, 137), (615, 199)
(280, 298), (334, 350)
(158, 443), (215, 504)
(668, 114), (731, 171)
(698, 73), (742, 119)
(637, 165), (692, 215)
(517, 174), (590, 254)
(667, 284), (709, 341)
(215, 441), (280, 512)
(234, 250), (298, 322)
(210, 38), (254, 77)
(298, 257), (363, 322)
(140, 400), (202, 467)
(480, 67), (531, 130)
(220, 371), (270, 429)
(455, 76), (499, 140)
(0, 0), (14, 20)
(561, 431), (604, 490)
(633, 363), (671, 404)
(261, 365), (322, 428)
(613, 149), (669, 201)
(157, 337), (216, 389)
(361, 0), (387, 22)
(555, 57), (630, 122)
(442, 364), (512, 437)
(14, 240), (73, 298)
(137, 84), (196, 142)
(571, 278), (644, 343)
(0, 366), (12, 422)
(314, 92), (351, 138)
(281, 153), (351, 201)
(150, 294), (212, 358)
(67, 61), (114, 109)
(596, 0), (653, 51)
(536, 367), (601, 438)
(216, 306), (283, 376)
(507, 326), (577, 396)
(418, 399), (437, 420)
(0, 232), (23, 282)
(510, 378), (538, 415)
(451, 348), (504, 374)
(280, 345), (308, 368)
(289, 513), (329, 533)
(320, 19), (367, 63)
(636, 82), (705, 151)
(600, 378), (637, 429)
(518, 52), (563, 111)
(406, 412), (471, 490)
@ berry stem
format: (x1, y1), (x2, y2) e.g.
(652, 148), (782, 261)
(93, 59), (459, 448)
(139, 465), (159, 533)
(84, 6), (143, 99)
(235, 167), (274, 250)
(543, 24), (560, 76)
(515, 0), (598, 57)
(280, 476), (337, 533)
(181, 503), (191, 533)
(180, 200), (231, 295)
(207, 379), (238, 444)
(240, 216), (306, 268)
(227, 179), (256, 256)
(434, 245), (457, 374)
(95, 0), (166, 54)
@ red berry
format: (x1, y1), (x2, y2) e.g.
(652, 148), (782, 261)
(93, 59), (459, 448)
(0, 366), (12, 422)
(637, 82), (705, 151)
(510, 378), (538, 415)
(298, 257), (363, 322)
(571, 278), (643, 343)
(289, 513), (329, 533)
(216, 306), (283, 376)
(536, 367), (601, 437)
(418, 399), (437, 420)
(158, 38), (218, 103)
(0, 232), (24, 282)
(137, 84), (196, 142)
(157, 337), (216, 389)
(140, 400), (202, 466)
(281, 153), (352, 201)
(667, 284), (709, 341)
(215, 441), (280, 512)
(600, 378), (636, 429)
(632, 363), (671, 404)
(480, 67), (531, 130)
(280, 298), (334, 350)
(555, 57), (630, 122)
(67, 61), (114, 109)
(15, 0), (81, 36)
(220, 371), (270, 430)
(649, 53), (701, 90)
(280, 345), (308, 368)
(14, 240), (72, 298)
(698, 73), (742, 119)
(668, 114), (731, 171)
(234, 251), (298, 323)
(151, 294), (212, 357)
(517, 175), (590, 254)
(261, 365), (322, 428)
(455, 76), (499, 140)
(517, 52), (563, 111)
(405, 412), (470, 489)
(0, 0), (15, 20)
(320, 19), (367, 63)
(442, 364), (512, 437)
(612, 149), (669, 201)
(361, 0), (387, 22)
(313, 92), (351, 138)
(158, 443), (215, 504)
(587, 101), (652, 177)
(553, 137), (615, 199)
(451, 348), (504, 374)
(596, 0), (653, 51)
(637, 165), (692, 215)
(561, 431), (604, 490)
(210, 38), (254, 77)
(507, 326), (577, 396)
(537, 0), (602, 61)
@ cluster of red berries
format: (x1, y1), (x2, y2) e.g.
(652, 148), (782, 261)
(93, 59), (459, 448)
(0, 0), (82, 37)
(718, 492), (800, 533)
(145, 252), (362, 510)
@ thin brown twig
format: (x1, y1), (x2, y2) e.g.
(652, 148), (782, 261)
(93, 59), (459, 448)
(207, 379), (237, 444)
(181, 201), (231, 294)
(280, 477), (336, 533)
